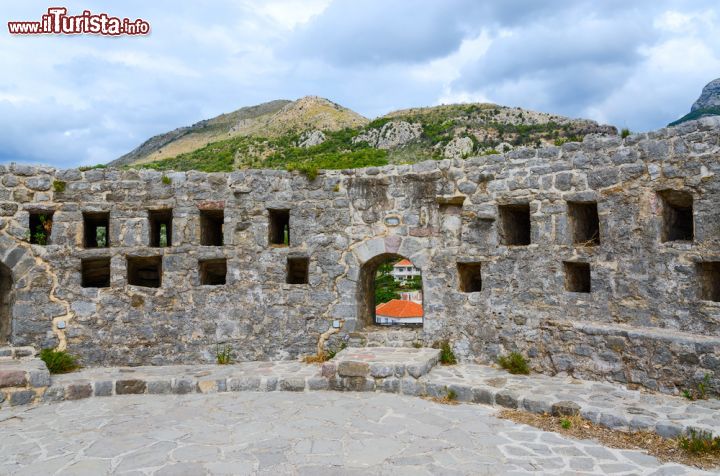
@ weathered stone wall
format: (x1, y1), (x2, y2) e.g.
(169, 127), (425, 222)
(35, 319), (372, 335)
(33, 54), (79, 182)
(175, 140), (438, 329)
(1, 117), (719, 396)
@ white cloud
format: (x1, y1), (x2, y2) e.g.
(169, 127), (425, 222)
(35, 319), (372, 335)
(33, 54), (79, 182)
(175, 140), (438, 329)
(0, 0), (718, 166)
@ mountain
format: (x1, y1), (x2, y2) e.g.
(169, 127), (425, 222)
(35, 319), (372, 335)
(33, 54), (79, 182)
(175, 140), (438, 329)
(113, 96), (617, 174)
(669, 78), (720, 126)
(111, 97), (367, 167)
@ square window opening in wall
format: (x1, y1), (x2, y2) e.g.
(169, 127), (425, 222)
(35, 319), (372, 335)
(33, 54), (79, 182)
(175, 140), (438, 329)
(83, 212), (109, 248)
(698, 262), (720, 302)
(269, 209), (290, 246)
(81, 257), (111, 288)
(659, 190), (693, 242)
(200, 209), (224, 246)
(29, 211), (54, 245)
(564, 261), (591, 293)
(149, 209), (172, 247)
(287, 256), (309, 284)
(457, 262), (482, 292)
(200, 259), (227, 286)
(498, 203), (531, 246)
(127, 256), (162, 288)
(568, 201), (600, 245)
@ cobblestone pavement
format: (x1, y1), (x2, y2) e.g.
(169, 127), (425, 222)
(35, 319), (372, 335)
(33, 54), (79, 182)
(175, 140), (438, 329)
(0, 392), (711, 475)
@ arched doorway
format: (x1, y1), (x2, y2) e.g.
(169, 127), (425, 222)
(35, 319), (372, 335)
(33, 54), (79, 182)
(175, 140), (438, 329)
(357, 253), (423, 328)
(0, 263), (13, 344)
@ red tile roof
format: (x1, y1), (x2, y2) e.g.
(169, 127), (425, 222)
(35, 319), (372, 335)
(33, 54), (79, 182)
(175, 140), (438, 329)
(394, 259), (413, 267)
(375, 299), (423, 318)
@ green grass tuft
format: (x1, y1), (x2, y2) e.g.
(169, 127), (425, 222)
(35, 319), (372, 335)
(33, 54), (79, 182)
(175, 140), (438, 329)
(40, 348), (79, 374)
(497, 352), (530, 375)
(215, 343), (232, 365)
(438, 340), (457, 365)
(678, 429), (720, 455)
(52, 180), (66, 192)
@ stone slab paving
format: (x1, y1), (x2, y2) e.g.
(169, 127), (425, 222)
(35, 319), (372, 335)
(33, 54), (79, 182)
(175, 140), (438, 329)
(424, 364), (720, 438)
(0, 391), (711, 475)
(2, 349), (718, 447)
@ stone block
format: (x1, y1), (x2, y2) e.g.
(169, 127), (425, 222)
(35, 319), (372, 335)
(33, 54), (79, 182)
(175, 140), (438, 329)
(551, 400), (580, 417)
(399, 378), (424, 397)
(448, 384), (473, 402)
(369, 363), (393, 378)
(523, 398), (552, 414)
(320, 363), (336, 379)
(66, 383), (93, 400)
(147, 380), (172, 394)
(116, 379), (147, 395)
(9, 389), (35, 406)
(228, 377), (261, 392)
(279, 377), (306, 392)
(28, 369), (50, 388)
(0, 370), (27, 388)
(472, 387), (495, 405)
(42, 386), (65, 402)
(172, 379), (195, 394)
(307, 377), (328, 391)
(197, 380), (218, 393)
(495, 391), (519, 409)
(337, 361), (369, 378)
(94, 381), (113, 397)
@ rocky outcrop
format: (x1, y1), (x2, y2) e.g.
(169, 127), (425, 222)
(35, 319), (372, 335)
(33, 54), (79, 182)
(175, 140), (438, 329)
(691, 78), (720, 111)
(298, 130), (326, 148)
(443, 136), (474, 159)
(352, 121), (422, 149)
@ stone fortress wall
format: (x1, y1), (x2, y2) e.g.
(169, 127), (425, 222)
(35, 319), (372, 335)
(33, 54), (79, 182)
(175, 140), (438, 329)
(0, 118), (719, 397)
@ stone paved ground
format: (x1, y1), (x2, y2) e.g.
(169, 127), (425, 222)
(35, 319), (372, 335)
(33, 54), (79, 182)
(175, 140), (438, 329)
(425, 364), (720, 437)
(0, 392), (711, 475)
(21, 354), (718, 440)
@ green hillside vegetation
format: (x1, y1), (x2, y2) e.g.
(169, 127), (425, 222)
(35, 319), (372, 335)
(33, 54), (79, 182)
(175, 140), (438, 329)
(668, 107), (720, 127)
(134, 100), (615, 176)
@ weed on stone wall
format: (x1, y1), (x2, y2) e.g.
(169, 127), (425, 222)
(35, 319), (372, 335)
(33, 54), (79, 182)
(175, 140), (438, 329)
(215, 344), (232, 365)
(40, 349), (79, 374)
(434, 340), (457, 365)
(497, 352), (530, 375)
(682, 373), (711, 400)
(52, 180), (66, 192)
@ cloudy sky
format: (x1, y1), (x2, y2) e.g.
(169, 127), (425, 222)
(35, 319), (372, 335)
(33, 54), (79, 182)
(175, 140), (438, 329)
(1, 0), (719, 168)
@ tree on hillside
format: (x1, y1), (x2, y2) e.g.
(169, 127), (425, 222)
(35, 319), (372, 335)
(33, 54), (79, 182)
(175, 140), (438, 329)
(375, 261), (400, 304)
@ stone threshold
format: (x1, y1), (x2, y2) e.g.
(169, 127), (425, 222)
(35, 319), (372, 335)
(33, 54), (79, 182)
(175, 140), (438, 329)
(1, 348), (718, 443)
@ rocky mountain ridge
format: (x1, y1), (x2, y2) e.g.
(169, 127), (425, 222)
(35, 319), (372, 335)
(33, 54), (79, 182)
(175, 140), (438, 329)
(113, 96), (617, 173)
(669, 78), (720, 126)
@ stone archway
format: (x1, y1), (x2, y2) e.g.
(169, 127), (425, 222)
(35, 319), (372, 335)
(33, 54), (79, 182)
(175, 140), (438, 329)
(357, 253), (424, 328)
(0, 262), (13, 345)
